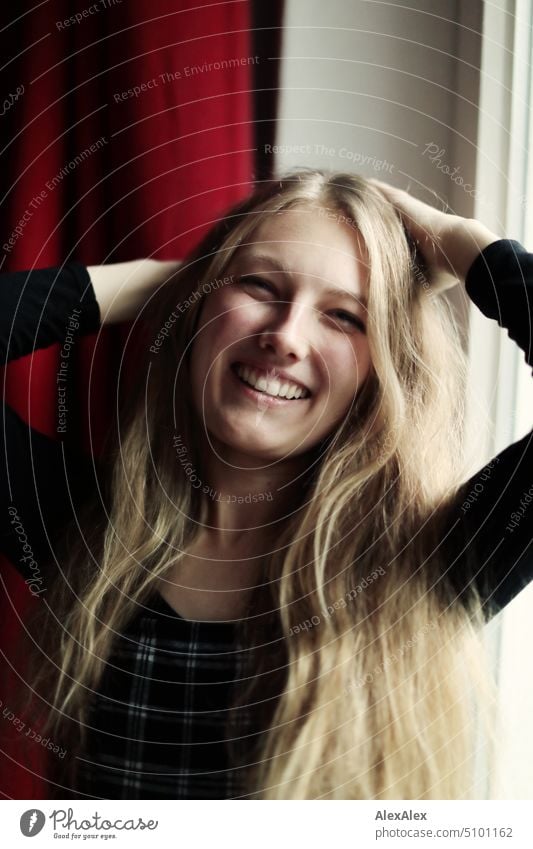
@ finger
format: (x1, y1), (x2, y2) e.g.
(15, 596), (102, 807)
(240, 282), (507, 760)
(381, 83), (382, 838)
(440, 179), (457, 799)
(367, 177), (406, 199)
(367, 179), (427, 221)
(368, 179), (445, 218)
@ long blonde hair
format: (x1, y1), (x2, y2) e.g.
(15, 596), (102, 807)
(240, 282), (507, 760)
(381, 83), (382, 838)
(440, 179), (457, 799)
(28, 170), (497, 799)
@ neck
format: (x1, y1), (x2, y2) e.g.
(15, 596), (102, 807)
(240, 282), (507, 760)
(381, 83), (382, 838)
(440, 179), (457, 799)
(192, 435), (314, 550)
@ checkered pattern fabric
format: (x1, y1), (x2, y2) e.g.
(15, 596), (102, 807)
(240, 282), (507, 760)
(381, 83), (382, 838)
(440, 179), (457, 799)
(75, 593), (256, 799)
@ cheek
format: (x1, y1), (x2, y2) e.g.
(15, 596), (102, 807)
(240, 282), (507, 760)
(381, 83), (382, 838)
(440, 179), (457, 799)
(191, 296), (257, 382)
(201, 292), (260, 340)
(326, 340), (369, 387)
(353, 342), (372, 384)
(330, 377), (359, 417)
(320, 342), (371, 420)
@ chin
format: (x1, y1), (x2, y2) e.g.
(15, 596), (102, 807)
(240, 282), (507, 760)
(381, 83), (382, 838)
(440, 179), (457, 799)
(217, 432), (286, 460)
(205, 418), (282, 456)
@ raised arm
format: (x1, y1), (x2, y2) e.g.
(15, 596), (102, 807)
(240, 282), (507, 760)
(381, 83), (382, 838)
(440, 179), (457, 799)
(370, 179), (533, 617)
(0, 258), (180, 585)
(0, 258), (182, 365)
(367, 178), (500, 289)
(87, 259), (181, 324)
(444, 240), (533, 616)
(0, 263), (100, 363)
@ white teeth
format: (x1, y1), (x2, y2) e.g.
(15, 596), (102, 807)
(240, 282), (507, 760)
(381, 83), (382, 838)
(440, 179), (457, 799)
(235, 364), (308, 400)
(266, 378), (281, 395)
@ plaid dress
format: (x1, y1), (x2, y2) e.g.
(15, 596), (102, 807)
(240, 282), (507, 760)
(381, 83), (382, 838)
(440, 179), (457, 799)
(74, 592), (258, 799)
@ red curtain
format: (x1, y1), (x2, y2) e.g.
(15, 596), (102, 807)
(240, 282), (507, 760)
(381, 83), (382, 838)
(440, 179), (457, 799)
(0, 0), (272, 799)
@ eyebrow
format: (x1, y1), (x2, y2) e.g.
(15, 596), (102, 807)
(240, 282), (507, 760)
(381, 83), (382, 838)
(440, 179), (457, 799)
(236, 251), (368, 308)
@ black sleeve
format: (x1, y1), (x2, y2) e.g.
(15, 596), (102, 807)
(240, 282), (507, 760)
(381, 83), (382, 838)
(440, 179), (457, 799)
(0, 262), (100, 363)
(1, 406), (100, 588)
(0, 263), (102, 583)
(441, 240), (533, 619)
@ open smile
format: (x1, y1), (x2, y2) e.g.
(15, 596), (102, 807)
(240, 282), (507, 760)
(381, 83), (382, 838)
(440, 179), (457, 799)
(230, 362), (311, 405)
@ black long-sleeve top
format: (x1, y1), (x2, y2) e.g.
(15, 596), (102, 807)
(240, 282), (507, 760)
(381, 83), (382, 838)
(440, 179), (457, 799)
(0, 242), (532, 798)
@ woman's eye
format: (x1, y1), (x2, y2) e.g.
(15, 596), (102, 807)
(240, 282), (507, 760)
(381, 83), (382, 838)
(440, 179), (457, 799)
(238, 275), (275, 293)
(235, 280), (365, 332)
(330, 310), (366, 333)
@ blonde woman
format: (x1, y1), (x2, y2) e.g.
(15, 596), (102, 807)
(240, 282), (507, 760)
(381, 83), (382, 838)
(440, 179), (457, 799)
(2, 171), (532, 800)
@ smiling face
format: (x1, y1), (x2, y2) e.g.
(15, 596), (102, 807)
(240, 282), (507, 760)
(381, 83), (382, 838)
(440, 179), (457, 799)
(189, 205), (372, 464)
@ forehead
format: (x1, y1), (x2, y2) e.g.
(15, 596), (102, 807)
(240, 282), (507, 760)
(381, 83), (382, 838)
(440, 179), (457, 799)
(234, 206), (369, 294)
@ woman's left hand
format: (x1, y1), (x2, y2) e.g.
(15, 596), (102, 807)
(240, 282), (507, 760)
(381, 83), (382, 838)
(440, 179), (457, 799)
(368, 178), (500, 292)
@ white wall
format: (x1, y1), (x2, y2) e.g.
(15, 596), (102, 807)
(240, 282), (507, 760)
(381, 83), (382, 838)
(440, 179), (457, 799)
(275, 0), (480, 218)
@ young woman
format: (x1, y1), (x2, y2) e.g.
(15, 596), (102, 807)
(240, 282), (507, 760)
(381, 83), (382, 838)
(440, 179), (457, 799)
(2, 170), (532, 800)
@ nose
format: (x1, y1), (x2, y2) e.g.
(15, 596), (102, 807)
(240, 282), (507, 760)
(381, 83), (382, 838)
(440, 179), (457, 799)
(258, 300), (311, 360)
